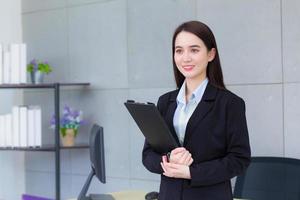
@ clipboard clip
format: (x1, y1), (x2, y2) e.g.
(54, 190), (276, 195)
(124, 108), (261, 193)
(127, 100), (155, 105)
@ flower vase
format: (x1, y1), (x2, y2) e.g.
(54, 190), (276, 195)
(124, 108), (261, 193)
(60, 129), (76, 147)
(30, 71), (44, 84)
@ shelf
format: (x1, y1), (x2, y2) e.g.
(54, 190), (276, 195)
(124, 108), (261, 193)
(0, 81), (91, 200)
(0, 144), (89, 152)
(0, 82), (90, 89)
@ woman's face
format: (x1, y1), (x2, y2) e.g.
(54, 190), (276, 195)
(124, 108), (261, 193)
(174, 31), (215, 82)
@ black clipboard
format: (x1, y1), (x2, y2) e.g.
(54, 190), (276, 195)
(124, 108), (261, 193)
(124, 100), (179, 154)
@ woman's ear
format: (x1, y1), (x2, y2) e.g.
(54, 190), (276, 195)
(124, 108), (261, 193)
(208, 48), (216, 62)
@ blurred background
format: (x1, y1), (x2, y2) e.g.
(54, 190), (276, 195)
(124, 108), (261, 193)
(0, 0), (300, 199)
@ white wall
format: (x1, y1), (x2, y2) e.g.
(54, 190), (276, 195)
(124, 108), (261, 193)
(0, 0), (25, 200)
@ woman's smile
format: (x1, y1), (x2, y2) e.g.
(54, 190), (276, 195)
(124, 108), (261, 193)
(182, 65), (195, 71)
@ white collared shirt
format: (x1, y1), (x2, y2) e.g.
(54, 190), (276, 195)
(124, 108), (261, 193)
(173, 78), (208, 145)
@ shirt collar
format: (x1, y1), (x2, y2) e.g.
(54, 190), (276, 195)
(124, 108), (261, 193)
(176, 78), (208, 105)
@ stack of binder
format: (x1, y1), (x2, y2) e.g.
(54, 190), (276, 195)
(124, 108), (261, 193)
(0, 43), (27, 84)
(0, 105), (42, 148)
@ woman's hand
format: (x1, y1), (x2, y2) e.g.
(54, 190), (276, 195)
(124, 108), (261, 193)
(169, 147), (193, 166)
(161, 155), (191, 179)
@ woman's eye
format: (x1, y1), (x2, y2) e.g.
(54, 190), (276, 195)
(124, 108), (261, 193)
(175, 49), (183, 54)
(191, 49), (199, 53)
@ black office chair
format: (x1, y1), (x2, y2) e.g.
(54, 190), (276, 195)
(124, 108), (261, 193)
(234, 156), (300, 200)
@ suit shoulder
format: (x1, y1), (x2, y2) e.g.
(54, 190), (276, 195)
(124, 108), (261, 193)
(156, 89), (178, 115)
(158, 89), (179, 103)
(218, 88), (245, 104)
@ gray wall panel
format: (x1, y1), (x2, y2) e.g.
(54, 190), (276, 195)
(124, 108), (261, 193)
(67, 0), (114, 7)
(127, 0), (196, 88)
(197, 0), (282, 84)
(0, 90), (22, 114)
(25, 151), (71, 174)
(228, 84), (283, 156)
(66, 89), (131, 178)
(0, 152), (25, 200)
(68, 0), (128, 89)
(26, 171), (72, 199)
(26, 171), (55, 198)
(22, 0), (66, 13)
(282, 0), (300, 82)
(284, 83), (300, 158)
(22, 9), (69, 83)
(70, 149), (90, 176)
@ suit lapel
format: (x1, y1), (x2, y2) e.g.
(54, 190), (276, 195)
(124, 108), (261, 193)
(183, 83), (218, 146)
(165, 90), (181, 146)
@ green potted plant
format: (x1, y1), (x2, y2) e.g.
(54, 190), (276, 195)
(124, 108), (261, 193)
(27, 59), (53, 84)
(50, 105), (84, 146)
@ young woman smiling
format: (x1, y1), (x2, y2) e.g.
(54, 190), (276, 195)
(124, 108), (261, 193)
(142, 21), (251, 200)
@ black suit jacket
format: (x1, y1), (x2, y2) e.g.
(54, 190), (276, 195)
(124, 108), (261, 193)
(142, 83), (251, 200)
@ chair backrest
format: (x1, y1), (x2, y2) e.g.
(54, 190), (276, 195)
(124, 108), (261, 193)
(234, 156), (300, 200)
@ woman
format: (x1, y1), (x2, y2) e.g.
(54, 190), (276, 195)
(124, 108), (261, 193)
(142, 21), (251, 200)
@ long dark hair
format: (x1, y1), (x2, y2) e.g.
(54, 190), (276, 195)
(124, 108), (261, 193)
(172, 21), (225, 89)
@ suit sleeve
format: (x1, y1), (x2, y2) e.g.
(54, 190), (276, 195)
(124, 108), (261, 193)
(189, 96), (251, 187)
(142, 96), (165, 174)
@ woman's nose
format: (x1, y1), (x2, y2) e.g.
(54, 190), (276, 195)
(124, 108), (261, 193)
(183, 52), (192, 62)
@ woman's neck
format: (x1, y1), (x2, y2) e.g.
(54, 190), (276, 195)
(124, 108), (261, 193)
(185, 76), (207, 102)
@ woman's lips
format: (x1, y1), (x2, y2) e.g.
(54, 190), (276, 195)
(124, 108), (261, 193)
(182, 65), (195, 71)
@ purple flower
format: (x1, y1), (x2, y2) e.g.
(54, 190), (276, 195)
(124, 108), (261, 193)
(63, 105), (71, 114)
(50, 105), (85, 131)
(30, 59), (38, 71)
(30, 59), (37, 65)
(71, 110), (80, 118)
(61, 117), (70, 126)
(50, 114), (56, 126)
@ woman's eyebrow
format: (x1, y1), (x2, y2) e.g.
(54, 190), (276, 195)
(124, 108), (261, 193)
(190, 45), (201, 48)
(175, 45), (201, 49)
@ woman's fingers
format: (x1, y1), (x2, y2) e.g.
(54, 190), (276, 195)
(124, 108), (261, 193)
(179, 151), (189, 161)
(171, 147), (186, 155)
(161, 156), (170, 174)
(162, 155), (168, 164)
(161, 159), (175, 177)
(161, 162), (191, 179)
(178, 151), (191, 165)
(164, 162), (182, 169)
(187, 158), (194, 166)
(170, 147), (186, 163)
(183, 153), (193, 165)
(168, 149), (194, 166)
(161, 146), (193, 178)
(160, 162), (167, 173)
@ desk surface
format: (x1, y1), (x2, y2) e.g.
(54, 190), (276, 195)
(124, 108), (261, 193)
(67, 191), (248, 200)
